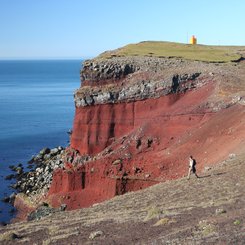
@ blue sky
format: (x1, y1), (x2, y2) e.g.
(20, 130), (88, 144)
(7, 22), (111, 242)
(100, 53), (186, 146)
(0, 0), (245, 59)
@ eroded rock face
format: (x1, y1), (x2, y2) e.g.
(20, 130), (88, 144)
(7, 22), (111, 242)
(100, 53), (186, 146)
(71, 84), (212, 155)
(81, 59), (137, 83)
(76, 56), (205, 107)
(75, 72), (202, 107)
(17, 55), (245, 215)
(80, 56), (185, 85)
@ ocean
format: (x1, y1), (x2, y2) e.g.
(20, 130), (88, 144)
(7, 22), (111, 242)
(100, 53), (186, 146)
(0, 60), (81, 223)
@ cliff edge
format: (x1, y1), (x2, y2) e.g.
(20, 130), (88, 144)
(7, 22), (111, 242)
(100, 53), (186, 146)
(14, 42), (245, 219)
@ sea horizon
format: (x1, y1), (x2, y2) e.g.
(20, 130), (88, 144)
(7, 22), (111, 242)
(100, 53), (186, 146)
(0, 57), (92, 61)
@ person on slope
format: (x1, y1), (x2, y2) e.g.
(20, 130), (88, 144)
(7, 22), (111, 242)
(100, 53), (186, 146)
(187, 155), (199, 179)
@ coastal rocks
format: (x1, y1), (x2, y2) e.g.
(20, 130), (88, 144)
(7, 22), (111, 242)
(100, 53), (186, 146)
(5, 146), (65, 199)
(9, 193), (16, 204)
(4, 174), (15, 181)
(39, 147), (51, 156)
(21, 147), (64, 196)
(6, 146), (67, 221)
(1, 193), (16, 204)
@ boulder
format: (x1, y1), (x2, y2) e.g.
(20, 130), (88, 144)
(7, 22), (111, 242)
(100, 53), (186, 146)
(39, 148), (50, 156)
(2, 196), (10, 203)
(50, 148), (59, 155)
(9, 193), (16, 204)
(5, 174), (16, 180)
(89, 231), (104, 240)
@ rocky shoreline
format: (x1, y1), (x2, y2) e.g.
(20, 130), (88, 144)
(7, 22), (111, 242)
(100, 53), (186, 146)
(2, 146), (66, 222)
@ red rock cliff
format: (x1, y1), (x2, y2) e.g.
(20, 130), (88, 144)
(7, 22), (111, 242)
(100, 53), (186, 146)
(48, 56), (245, 210)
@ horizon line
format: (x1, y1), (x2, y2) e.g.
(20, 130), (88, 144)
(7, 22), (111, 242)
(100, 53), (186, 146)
(0, 56), (93, 61)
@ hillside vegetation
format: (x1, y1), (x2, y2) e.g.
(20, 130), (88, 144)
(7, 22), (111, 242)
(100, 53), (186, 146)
(99, 41), (244, 62)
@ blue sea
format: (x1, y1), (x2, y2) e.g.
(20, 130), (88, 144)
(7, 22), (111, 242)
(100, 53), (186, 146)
(0, 60), (81, 223)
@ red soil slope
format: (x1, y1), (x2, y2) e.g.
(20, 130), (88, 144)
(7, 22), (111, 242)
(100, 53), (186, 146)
(48, 80), (245, 210)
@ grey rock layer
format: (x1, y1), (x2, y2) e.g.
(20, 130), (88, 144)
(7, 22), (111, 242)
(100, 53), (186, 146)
(81, 56), (184, 83)
(75, 72), (202, 107)
(76, 56), (207, 107)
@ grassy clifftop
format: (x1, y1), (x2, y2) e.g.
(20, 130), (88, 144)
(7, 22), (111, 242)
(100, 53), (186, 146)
(99, 41), (244, 62)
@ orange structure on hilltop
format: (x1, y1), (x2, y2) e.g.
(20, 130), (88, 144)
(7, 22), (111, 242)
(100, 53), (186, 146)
(190, 35), (197, 44)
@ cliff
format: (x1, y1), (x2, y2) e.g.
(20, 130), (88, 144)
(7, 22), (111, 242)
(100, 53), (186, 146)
(48, 42), (245, 211)
(13, 42), (245, 218)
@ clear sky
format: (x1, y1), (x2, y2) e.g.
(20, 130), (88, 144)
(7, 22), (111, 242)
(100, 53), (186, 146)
(0, 0), (245, 59)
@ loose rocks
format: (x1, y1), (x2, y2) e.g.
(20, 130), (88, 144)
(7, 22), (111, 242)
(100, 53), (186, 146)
(89, 230), (104, 240)
(7, 146), (65, 198)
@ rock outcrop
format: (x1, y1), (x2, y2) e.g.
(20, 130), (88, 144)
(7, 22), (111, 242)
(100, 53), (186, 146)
(76, 57), (202, 107)
(13, 46), (245, 217)
(47, 54), (245, 211)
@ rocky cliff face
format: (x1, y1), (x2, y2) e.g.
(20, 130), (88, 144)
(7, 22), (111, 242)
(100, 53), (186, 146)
(14, 54), (245, 217)
(76, 57), (202, 107)
(44, 55), (245, 211)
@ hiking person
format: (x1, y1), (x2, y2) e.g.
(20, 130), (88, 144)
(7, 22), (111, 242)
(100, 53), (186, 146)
(187, 155), (199, 179)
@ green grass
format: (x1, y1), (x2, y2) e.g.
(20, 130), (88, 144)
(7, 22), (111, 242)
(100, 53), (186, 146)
(233, 219), (241, 225)
(99, 41), (243, 63)
(144, 206), (162, 221)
